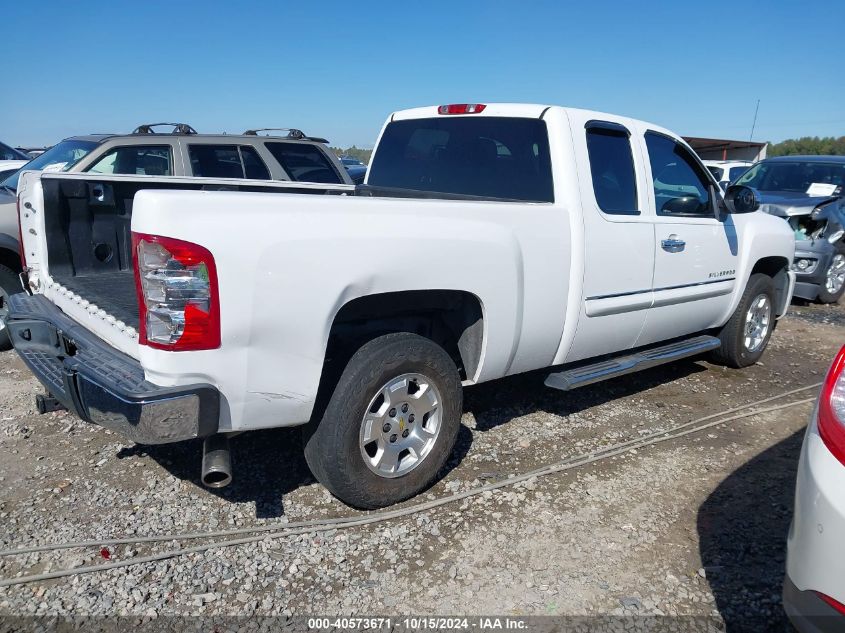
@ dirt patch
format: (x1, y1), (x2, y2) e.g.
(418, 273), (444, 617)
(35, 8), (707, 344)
(0, 301), (841, 625)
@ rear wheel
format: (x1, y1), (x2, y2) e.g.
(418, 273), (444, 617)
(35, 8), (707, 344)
(0, 264), (21, 352)
(303, 332), (462, 509)
(711, 273), (776, 368)
(817, 242), (845, 304)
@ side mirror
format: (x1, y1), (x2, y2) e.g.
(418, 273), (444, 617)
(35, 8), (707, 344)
(724, 185), (761, 214)
(661, 195), (704, 215)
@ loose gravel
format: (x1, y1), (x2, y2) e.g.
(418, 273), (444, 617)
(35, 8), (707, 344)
(0, 300), (841, 627)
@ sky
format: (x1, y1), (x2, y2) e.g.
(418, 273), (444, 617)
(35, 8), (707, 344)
(2, 0), (844, 149)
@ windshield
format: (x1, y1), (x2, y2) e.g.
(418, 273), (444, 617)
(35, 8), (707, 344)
(728, 165), (750, 182)
(707, 166), (724, 180)
(735, 160), (845, 194)
(1, 139), (100, 192)
(0, 142), (30, 161)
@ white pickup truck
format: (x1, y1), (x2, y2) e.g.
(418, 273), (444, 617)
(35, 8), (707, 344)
(9, 103), (795, 508)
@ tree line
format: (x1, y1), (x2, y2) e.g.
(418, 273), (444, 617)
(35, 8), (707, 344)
(330, 146), (373, 164)
(767, 136), (845, 156)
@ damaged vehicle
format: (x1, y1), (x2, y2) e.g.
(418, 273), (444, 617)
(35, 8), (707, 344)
(10, 103), (796, 508)
(734, 156), (845, 303)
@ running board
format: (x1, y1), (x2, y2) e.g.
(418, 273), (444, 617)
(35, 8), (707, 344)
(544, 335), (721, 392)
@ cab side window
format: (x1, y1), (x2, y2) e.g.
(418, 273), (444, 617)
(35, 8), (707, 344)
(645, 132), (713, 217)
(585, 122), (638, 215)
(86, 146), (173, 176)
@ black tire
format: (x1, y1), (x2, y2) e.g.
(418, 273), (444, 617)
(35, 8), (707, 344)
(817, 241), (845, 304)
(710, 273), (776, 368)
(0, 263), (21, 352)
(303, 332), (462, 509)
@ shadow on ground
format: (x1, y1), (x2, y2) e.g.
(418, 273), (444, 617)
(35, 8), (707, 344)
(118, 424), (474, 519)
(697, 428), (805, 632)
(464, 358), (709, 432)
(118, 358), (709, 518)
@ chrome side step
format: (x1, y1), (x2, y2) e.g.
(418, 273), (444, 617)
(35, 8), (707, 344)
(544, 335), (721, 392)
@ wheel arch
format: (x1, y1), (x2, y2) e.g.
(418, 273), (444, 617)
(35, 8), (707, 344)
(323, 289), (485, 383)
(750, 255), (791, 316)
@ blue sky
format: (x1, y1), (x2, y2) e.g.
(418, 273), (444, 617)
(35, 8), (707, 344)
(3, 0), (843, 148)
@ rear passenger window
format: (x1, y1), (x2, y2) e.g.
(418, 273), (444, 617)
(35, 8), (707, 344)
(86, 146), (172, 176)
(585, 124), (638, 214)
(264, 142), (342, 184)
(188, 145), (271, 180)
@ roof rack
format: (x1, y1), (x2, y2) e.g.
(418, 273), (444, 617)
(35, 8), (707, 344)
(133, 123), (198, 135)
(243, 128), (329, 144)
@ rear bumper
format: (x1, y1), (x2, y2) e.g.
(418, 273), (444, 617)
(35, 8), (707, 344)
(786, 415), (845, 632)
(784, 574), (845, 633)
(7, 293), (218, 444)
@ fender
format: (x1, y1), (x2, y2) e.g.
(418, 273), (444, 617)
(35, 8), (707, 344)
(815, 198), (845, 237)
(715, 211), (795, 326)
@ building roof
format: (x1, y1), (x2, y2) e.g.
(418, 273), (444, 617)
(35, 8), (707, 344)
(683, 136), (767, 153)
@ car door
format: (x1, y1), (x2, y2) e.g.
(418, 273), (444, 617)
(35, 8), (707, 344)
(564, 116), (656, 363)
(636, 130), (738, 346)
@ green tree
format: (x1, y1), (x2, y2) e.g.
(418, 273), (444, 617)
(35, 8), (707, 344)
(767, 136), (845, 157)
(330, 145), (373, 165)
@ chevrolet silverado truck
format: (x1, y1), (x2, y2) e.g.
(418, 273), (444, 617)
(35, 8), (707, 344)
(9, 103), (796, 509)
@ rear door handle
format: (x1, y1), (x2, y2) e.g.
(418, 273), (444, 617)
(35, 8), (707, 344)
(661, 235), (686, 253)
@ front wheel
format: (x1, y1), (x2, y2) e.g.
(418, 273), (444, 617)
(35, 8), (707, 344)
(817, 242), (845, 304)
(303, 332), (462, 509)
(711, 273), (776, 368)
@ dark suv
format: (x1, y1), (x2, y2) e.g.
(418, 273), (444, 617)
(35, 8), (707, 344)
(734, 155), (845, 303)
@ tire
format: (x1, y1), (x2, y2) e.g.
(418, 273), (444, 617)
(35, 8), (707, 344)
(0, 264), (21, 352)
(817, 241), (845, 304)
(303, 332), (462, 509)
(710, 273), (776, 368)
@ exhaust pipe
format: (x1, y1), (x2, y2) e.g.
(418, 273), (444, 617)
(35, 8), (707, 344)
(201, 434), (232, 488)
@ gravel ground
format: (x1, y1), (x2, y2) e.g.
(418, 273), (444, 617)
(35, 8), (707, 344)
(0, 300), (842, 628)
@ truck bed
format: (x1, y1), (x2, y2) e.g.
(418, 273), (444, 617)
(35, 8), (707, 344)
(38, 174), (352, 334)
(57, 270), (139, 329)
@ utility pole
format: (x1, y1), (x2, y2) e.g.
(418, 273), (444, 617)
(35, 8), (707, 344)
(749, 99), (760, 141)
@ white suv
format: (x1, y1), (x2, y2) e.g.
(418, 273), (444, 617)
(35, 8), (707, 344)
(704, 160), (754, 191)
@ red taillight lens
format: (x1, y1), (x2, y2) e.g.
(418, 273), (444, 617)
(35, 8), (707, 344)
(16, 197), (26, 268)
(817, 591), (845, 615)
(132, 232), (220, 351)
(438, 104), (487, 115)
(818, 345), (845, 465)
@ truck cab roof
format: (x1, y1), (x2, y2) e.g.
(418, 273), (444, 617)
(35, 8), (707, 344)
(392, 102), (663, 124)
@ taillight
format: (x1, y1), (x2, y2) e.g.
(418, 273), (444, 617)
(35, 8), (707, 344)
(817, 591), (845, 615)
(818, 345), (845, 465)
(132, 233), (220, 351)
(16, 197), (26, 268)
(438, 104), (487, 115)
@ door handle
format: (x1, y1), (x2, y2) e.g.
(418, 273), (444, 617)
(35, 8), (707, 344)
(661, 235), (686, 253)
